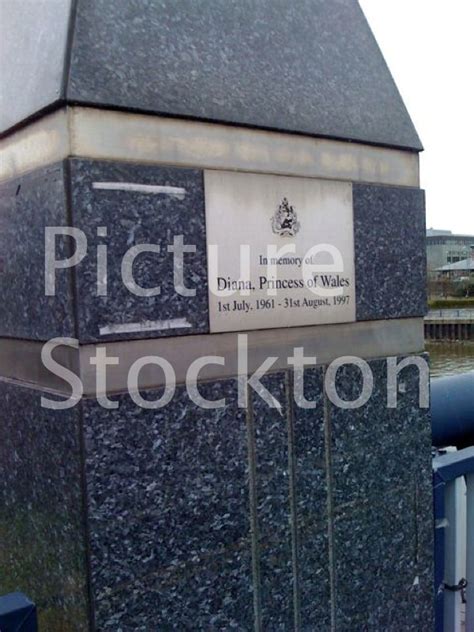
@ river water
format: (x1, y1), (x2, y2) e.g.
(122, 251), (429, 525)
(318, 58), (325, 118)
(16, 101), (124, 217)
(426, 341), (474, 378)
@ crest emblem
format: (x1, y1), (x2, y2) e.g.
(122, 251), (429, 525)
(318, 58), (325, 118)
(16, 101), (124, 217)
(271, 197), (300, 237)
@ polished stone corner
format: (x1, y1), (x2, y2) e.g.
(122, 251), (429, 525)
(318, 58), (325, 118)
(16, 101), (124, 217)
(69, 159), (209, 343)
(0, 159), (209, 343)
(0, 0), (72, 134)
(0, 381), (89, 632)
(0, 162), (75, 340)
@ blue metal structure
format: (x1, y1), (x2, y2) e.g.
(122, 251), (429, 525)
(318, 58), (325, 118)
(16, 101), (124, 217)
(431, 372), (474, 631)
(431, 372), (474, 448)
(433, 447), (474, 632)
(0, 592), (37, 632)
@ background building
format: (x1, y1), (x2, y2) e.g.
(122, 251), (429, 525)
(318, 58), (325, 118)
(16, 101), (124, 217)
(426, 229), (474, 274)
(437, 246), (474, 279)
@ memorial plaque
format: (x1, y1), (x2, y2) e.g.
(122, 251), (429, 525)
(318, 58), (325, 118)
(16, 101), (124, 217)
(205, 171), (356, 333)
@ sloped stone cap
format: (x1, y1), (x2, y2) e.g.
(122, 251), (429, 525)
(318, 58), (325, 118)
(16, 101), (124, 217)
(1, 0), (422, 150)
(0, 0), (72, 134)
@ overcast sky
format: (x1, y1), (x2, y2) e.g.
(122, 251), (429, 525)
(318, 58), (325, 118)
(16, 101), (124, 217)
(359, 0), (473, 235)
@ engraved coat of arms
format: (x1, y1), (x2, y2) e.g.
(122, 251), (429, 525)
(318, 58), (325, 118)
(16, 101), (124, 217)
(271, 198), (300, 237)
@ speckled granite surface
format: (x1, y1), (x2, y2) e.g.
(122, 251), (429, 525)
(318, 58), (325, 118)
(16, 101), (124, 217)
(69, 159), (209, 343)
(65, 0), (421, 151)
(2, 1), (422, 152)
(82, 379), (254, 630)
(330, 357), (434, 630)
(0, 160), (427, 342)
(78, 369), (333, 630)
(0, 163), (75, 340)
(293, 367), (331, 630)
(252, 373), (294, 629)
(75, 358), (431, 630)
(0, 355), (433, 629)
(0, 381), (89, 632)
(0, 159), (209, 342)
(353, 184), (427, 321)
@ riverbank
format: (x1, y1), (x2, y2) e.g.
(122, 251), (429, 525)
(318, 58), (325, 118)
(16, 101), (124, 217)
(429, 297), (474, 310)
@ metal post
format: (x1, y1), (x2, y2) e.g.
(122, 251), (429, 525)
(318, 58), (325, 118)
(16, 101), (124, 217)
(466, 472), (474, 632)
(444, 479), (464, 632)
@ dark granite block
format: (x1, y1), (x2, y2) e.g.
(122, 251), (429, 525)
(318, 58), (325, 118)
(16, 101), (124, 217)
(293, 367), (331, 631)
(0, 163), (76, 340)
(0, 0), (71, 134)
(353, 184), (427, 321)
(412, 475), (436, 631)
(329, 358), (399, 508)
(251, 372), (294, 630)
(329, 355), (434, 629)
(333, 490), (431, 631)
(329, 356), (432, 507)
(66, 0), (421, 151)
(0, 380), (89, 632)
(69, 158), (209, 342)
(82, 379), (254, 630)
(390, 354), (434, 628)
(412, 406), (436, 631)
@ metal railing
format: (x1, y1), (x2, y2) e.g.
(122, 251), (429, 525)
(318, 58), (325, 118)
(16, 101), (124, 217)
(428, 309), (474, 319)
(433, 447), (474, 631)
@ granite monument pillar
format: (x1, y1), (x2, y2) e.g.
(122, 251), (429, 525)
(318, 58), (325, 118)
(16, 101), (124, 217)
(0, 1), (433, 630)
